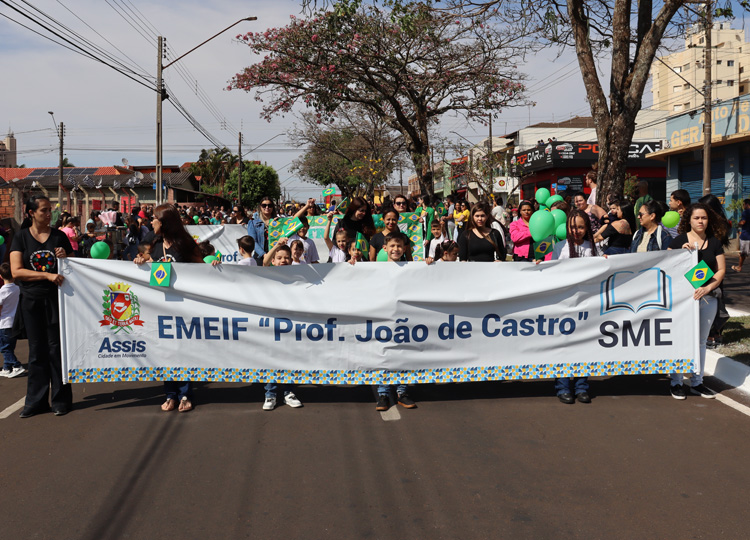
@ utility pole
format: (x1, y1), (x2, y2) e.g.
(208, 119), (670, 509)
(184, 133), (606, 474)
(58, 121), (64, 212)
(156, 36), (165, 205)
(702, 0), (713, 195)
(238, 132), (243, 205)
(488, 114), (494, 198)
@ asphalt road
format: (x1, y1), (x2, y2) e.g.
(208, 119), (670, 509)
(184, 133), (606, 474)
(2, 338), (750, 540)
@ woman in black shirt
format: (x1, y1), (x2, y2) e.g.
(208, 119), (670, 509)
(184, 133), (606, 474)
(667, 202), (726, 399)
(134, 204), (203, 412)
(458, 202), (506, 262)
(10, 195), (74, 418)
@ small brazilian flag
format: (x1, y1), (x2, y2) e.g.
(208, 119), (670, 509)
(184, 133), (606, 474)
(355, 232), (369, 259)
(684, 260), (714, 289)
(436, 202), (447, 217)
(336, 197), (350, 213)
(283, 217), (304, 238)
(322, 187), (335, 197)
(533, 236), (555, 260)
(150, 262), (171, 287)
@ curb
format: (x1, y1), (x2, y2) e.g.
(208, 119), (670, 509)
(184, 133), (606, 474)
(705, 349), (750, 395)
(727, 307), (750, 318)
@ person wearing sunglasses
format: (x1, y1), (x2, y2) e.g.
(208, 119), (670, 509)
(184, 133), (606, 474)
(630, 200), (670, 253)
(246, 197), (278, 265)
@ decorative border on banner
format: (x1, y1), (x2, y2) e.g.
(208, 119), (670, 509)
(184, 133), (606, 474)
(68, 359), (694, 384)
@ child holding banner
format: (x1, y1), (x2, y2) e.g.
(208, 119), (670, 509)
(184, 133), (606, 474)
(550, 209), (598, 404)
(667, 203), (726, 400)
(263, 244), (303, 411)
(133, 204), (203, 413)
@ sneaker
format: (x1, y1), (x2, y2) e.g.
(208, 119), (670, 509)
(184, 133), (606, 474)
(689, 384), (716, 399)
(375, 394), (390, 411)
(284, 393), (303, 408)
(397, 393), (417, 409)
(8, 366), (26, 378)
(262, 396), (276, 411)
(670, 384), (687, 400)
(0, 368), (11, 378)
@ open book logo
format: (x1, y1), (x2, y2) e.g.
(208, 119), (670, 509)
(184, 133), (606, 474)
(600, 267), (672, 315)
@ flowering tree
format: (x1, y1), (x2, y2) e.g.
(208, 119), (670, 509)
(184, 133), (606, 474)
(229, 5), (528, 196)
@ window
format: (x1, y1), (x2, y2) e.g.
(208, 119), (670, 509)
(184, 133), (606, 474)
(728, 80), (734, 86)
(700, 37), (705, 44)
(741, 66), (745, 74)
(741, 85), (746, 93)
(673, 85), (682, 93)
(683, 83), (690, 89)
(716, 80), (723, 85)
(683, 63), (690, 71)
(728, 60), (735, 67)
(673, 104), (684, 112)
(674, 66), (682, 73)
(717, 59), (722, 65)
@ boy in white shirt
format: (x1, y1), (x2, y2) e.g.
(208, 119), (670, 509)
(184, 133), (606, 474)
(236, 236), (258, 266)
(0, 263), (24, 378)
(288, 219), (319, 263)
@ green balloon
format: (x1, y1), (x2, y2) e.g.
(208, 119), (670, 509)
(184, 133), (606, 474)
(193, 215), (200, 224)
(551, 209), (567, 228)
(0, 236), (5, 246)
(556, 223), (567, 240)
(90, 241), (110, 259)
(376, 248), (388, 261)
(662, 210), (680, 228)
(535, 188), (551, 206)
(529, 210), (556, 242)
(538, 204), (548, 211)
(547, 195), (564, 206)
(203, 255), (218, 264)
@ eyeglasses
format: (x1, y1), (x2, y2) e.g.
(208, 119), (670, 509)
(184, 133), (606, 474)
(394, 201), (407, 206)
(261, 204), (274, 208)
(638, 212), (650, 217)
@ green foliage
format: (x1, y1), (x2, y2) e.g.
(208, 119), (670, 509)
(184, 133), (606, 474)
(224, 162), (281, 208)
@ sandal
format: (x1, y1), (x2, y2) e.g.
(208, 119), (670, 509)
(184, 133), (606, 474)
(161, 398), (177, 412)
(178, 396), (193, 413)
(732, 265), (742, 273)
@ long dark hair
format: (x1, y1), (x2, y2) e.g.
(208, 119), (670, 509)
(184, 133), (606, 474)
(678, 202), (727, 240)
(465, 202), (492, 234)
(698, 194), (730, 247)
(22, 195), (51, 229)
(343, 197), (376, 238)
(567, 209), (598, 258)
(154, 204), (201, 262)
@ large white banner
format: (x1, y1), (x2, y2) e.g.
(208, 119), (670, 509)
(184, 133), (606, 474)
(59, 250), (698, 384)
(186, 225), (247, 264)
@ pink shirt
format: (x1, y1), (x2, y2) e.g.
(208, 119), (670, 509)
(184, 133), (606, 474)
(509, 220), (532, 259)
(60, 226), (78, 251)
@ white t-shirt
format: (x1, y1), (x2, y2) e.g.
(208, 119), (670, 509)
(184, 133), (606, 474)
(587, 187), (597, 206)
(237, 257), (257, 266)
(291, 260), (307, 265)
(427, 234), (447, 259)
(0, 283), (20, 329)
(552, 240), (595, 260)
(288, 234), (319, 263)
(329, 245), (347, 263)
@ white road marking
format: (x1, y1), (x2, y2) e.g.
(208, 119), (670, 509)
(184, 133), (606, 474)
(714, 392), (750, 417)
(0, 397), (25, 419)
(380, 407), (401, 421)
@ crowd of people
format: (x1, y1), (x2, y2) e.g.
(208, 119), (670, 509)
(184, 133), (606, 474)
(0, 182), (736, 417)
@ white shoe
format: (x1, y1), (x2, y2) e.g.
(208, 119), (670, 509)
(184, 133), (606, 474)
(8, 366), (26, 378)
(284, 393), (303, 408)
(263, 396), (276, 411)
(0, 369), (11, 378)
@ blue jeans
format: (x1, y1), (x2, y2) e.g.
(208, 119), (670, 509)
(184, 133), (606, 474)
(377, 384), (407, 396)
(0, 328), (20, 370)
(265, 383), (294, 398)
(555, 377), (589, 395)
(164, 381), (191, 401)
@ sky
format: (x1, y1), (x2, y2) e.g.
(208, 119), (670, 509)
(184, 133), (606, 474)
(1, 0), (618, 200)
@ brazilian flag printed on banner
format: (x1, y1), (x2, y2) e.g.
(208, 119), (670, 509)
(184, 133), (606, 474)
(150, 261), (171, 287)
(322, 187), (335, 197)
(355, 232), (369, 259)
(533, 236), (555, 260)
(684, 260), (714, 289)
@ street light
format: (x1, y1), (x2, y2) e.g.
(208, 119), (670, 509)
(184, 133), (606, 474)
(156, 16), (257, 205)
(236, 132), (284, 205)
(48, 111), (63, 212)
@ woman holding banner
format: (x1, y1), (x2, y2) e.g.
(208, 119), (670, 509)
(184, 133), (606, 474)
(134, 204), (203, 412)
(457, 202), (506, 262)
(247, 197), (278, 265)
(334, 197), (376, 242)
(667, 203), (726, 400)
(10, 195), (74, 418)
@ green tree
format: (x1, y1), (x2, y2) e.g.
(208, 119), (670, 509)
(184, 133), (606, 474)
(230, 5), (527, 196)
(190, 147), (239, 195)
(62, 157), (74, 167)
(224, 161), (281, 209)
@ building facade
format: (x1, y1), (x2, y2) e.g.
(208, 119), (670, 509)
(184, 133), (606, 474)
(651, 22), (750, 113)
(0, 132), (17, 168)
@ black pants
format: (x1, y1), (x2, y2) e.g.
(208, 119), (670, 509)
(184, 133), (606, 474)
(21, 295), (72, 410)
